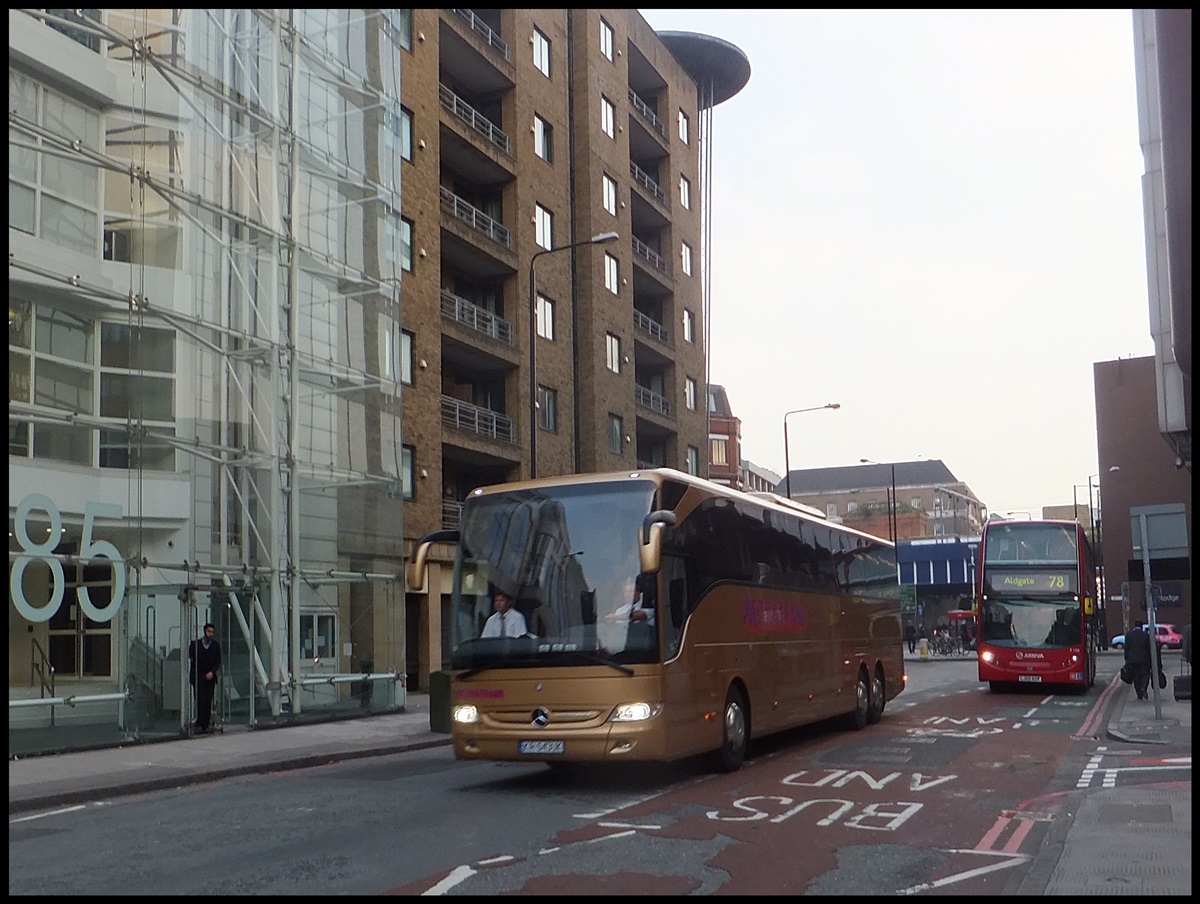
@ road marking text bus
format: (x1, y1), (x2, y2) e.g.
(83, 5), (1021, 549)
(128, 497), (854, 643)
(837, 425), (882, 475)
(407, 468), (904, 771)
(976, 519), (1098, 691)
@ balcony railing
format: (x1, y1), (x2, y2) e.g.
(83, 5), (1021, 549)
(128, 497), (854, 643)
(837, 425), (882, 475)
(635, 384), (673, 418)
(442, 395), (517, 443)
(439, 83), (511, 156)
(634, 309), (671, 346)
(628, 88), (666, 138)
(440, 289), (515, 344)
(440, 186), (512, 249)
(442, 499), (464, 529)
(632, 236), (669, 276)
(629, 161), (668, 206)
(451, 8), (510, 61)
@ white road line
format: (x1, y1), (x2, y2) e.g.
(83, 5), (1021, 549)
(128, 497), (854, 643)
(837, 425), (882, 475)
(598, 821), (662, 830)
(10, 805), (87, 823)
(421, 865), (476, 896)
(897, 854), (1029, 894)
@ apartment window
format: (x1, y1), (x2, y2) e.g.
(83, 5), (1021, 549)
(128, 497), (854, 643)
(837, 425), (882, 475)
(600, 18), (614, 61)
(385, 326), (413, 384)
(534, 114), (552, 162)
(680, 175), (691, 210)
(608, 414), (622, 454)
(535, 203), (553, 250)
(536, 293), (555, 341)
(601, 95), (615, 139)
(685, 377), (697, 411)
(400, 444), (415, 499)
(390, 105), (413, 162)
(710, 436), (728, 466)
(533, 28), (551, 77)
(604, 253), (619, 294)
(301, 613), (337, 660)
(606, 333), (621, 373)
(602, 174), (617, 215)
(847, 501), (858, 513)
(399, 216), (414, 271)
(537, 385), (558, 432)
(826, 503), (838, 518)
(687, 446), (700, 476)
(9, 72), (101, 255)
(911, 497), (922, 511)
(678, 109), (689, 144)
(681, 242), (693, 276)
(682, 309), (695, 343)
(385, 9), (412, 51)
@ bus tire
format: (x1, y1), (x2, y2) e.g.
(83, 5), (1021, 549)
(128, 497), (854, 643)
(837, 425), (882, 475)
(847, 669), (869, 731)
(715, 685), (749, 772)
(988, 681), (1005, 693)
(866, 666), (885, 725)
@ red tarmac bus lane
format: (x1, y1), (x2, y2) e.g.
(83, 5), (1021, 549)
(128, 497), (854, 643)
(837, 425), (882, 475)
(393, 687), (1104, 895)
(537, 689), (1086, 895)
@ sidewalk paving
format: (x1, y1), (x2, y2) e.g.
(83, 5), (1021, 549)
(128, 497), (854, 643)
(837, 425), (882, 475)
(10, 653), (1191, 895)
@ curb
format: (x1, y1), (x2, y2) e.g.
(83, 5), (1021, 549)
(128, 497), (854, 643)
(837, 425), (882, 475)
(9, 735), (453, 815)
(1104, 727), (1170, 746)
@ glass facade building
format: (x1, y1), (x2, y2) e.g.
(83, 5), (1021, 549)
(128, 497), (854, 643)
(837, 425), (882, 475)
(10, 9), (409, 754)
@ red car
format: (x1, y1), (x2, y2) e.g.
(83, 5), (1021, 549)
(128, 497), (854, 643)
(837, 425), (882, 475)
(1157, 623), (1184, 649)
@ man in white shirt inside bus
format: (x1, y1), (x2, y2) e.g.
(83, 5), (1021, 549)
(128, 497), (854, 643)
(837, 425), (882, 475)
(480, 588), (528, 638)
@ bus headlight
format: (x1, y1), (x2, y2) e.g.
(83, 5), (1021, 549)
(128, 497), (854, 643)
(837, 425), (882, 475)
(609, 702), (662, 722)
(981, 650), (996, 663)
(452, 704), (479, 724)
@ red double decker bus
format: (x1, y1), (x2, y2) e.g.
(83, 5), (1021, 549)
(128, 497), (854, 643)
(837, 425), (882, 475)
(976, 519), (1098, 691)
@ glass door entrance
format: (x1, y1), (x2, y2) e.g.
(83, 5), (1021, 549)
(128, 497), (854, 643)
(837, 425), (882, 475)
(47, 561), (115, 678)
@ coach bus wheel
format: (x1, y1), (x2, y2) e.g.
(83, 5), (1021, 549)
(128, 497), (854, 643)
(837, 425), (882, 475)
(847, 669), (869, 731)
(716, 686), (748, 772)
(866, 667), (885, 725)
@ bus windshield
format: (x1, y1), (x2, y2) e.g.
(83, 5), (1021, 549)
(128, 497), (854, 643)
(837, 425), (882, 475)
(982, 523), (1078, 566)
(450, 480), (659, 670)
(981, 597), (1082, 649)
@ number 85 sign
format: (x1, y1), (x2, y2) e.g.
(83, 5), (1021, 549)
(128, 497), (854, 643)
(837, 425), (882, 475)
(10, 493), (127, 624)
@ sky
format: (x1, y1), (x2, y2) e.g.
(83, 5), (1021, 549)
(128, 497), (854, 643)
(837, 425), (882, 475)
(638, 9), (1154, 518)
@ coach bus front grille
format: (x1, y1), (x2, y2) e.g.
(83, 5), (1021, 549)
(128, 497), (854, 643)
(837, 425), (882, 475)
(486, 708), (605, 727)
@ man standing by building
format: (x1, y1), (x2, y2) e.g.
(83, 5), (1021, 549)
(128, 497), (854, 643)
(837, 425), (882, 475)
(188, 622), (222, 733)
(1123, 620), (1153, 700)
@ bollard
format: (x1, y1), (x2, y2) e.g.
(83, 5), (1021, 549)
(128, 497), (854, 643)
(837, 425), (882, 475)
(918, 637), (930, 660)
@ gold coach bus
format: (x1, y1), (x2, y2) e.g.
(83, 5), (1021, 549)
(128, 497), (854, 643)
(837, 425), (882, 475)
(408, 468), (904, 771)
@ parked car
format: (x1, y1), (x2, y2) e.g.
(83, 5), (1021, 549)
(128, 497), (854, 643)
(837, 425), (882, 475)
(1110, 624), (1182, 649)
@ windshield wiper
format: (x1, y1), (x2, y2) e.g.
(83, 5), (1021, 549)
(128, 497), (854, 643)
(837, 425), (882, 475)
(571, 650), (634, 676)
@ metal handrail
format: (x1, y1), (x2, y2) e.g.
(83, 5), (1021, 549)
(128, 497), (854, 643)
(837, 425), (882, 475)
(634, 309), (671, 346)
(440, 289), (515, 344)
(629, 161), (668, 206)
(441, 395), (517, 443)
(635, 384), (673, 418)
(10, 691), (131, 709)
(439, 186), (512, 249)
(628, 88), (665, 138)
(30, 637), (54, 700)
(439, 83), (511, 156)
(451, 8), (510, 61)
(632, 236), (669, 275)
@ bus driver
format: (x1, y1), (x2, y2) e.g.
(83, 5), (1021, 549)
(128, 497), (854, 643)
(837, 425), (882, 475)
(480, 589), (528, 638)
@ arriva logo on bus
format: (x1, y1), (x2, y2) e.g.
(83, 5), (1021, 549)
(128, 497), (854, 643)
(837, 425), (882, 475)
(743, 599), (808, 634)
(9, 492), (126, 623)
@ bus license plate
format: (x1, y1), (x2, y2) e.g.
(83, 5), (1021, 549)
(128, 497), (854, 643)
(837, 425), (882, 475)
(1018, 675), (1042, 683)
(519, 740), (565, 755)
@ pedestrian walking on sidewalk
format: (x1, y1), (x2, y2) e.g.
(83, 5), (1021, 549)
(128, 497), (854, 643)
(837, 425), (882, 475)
(1123, 620), (1152, 700)
(905, 623), (917, 654)
(188, 622), (221, 733)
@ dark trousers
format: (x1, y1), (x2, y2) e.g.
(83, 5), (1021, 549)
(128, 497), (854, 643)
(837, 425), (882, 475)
(907, 639), (916, 653)
(1131, 666), (1151, 699)
(194, 677), (217, 729)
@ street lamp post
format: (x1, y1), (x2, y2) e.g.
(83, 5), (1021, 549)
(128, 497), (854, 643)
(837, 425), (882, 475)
(528, 230), (619, 478)
(782, 403), (841, 500)
(860, 458), (896, 542)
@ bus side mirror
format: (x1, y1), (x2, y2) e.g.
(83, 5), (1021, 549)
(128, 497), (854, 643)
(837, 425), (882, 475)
(639, 510), (676, 574)
(406, 529), (459, 591)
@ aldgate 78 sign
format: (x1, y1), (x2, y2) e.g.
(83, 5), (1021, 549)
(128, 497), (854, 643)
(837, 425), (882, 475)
(10, 493), (127, 623)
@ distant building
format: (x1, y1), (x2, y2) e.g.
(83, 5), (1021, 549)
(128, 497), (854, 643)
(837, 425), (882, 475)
(707, 384), (742, 490)
(778, 460), (987, 541)
(741, 459), (781, 495)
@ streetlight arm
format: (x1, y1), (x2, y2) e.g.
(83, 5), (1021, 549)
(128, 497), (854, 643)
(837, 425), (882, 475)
(782, 403), (840, 500)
